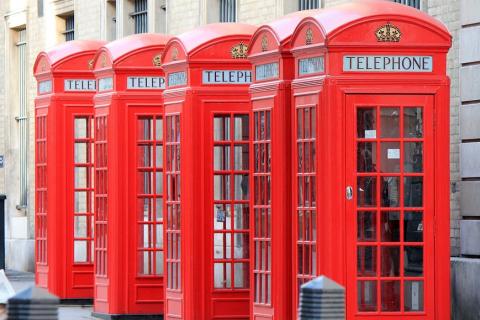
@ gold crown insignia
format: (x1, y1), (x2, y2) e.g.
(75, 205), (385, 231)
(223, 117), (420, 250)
(231, 42), (248, 59)
(375, 22), (401, 42)
(305, 27), (313, 45)
(261, 34), (268, 52)
(172, 47), (179, 61)
(88, 59), (94, 70)
(153, 54), (162, 66)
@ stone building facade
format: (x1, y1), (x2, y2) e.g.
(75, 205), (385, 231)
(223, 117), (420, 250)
(0, 0), (475, 317)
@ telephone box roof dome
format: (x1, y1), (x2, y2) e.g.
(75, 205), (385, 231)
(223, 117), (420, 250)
(36, 40), (106, 68)
(311, 0), (450, 39)
(103, 33), (172, 63)
(263, 9), (321, 45)
(174, 23), (257, 54)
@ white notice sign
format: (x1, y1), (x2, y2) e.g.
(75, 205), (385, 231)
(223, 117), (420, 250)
(127, 76), (165, 89)
(343, 55), (433, 72)
(202, 70), (252, 84)
(387, 148), (400, 159)
(64, 79), (96, 92)
(364, 130), (377, 139)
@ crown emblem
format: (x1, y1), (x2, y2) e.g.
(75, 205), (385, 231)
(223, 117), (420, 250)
(261, 34), (268, 52)
(305, 27), (313, 45)
(153, 54), (162, 66)
(172, 47), (178, 61)
(375, 22), (401, 42)
(231, 42), (248, 59)
(40, 60), (47, 72)
(101, 54), (107, 67)
(88, 59), (94, 70)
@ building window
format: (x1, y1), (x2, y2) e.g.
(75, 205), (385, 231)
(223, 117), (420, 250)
(38, 0), (44, 17)
(299, 0), (320, 10)
(106, 0), (117, 41)
(16, 29), (28, 208)
(220, 0), (236, 22)
(392, 0), (420, 9)
(65, 14), (75, 41)
(131, 0), (148, 34)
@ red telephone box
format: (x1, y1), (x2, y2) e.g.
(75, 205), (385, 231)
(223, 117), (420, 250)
(290, 0), (451, 319)
(160, 23), (255, 320)
(247, 11), (316, 320)
(33, 40), (106, 300)
(91, 33), (171, 318)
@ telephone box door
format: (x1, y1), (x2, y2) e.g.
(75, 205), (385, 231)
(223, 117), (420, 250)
(345, 94), (434, 320)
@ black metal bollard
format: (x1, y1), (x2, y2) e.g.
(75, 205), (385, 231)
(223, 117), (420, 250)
(0, 194), (6, 270)
(7, 286), (59, 320)
(298, 276), (345, 320)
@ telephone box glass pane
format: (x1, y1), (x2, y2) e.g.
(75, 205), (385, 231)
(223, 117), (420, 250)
(404, 212), (423, 242)
(380, 108), (400, 138)
(404, 177), (423, 207)
(234, 233), (248, 258)
(357, 211), (376, 241)
(156, 198), (163, 221)
(214, 146), (230, 170)
(357, 108), (376, 138)
(138, 145), (153, 167)
(214, 204), (231, 230)
(74, 143), (88, 163)
(234, 263), (248, 288)
(74, 191), (87, 212)
(357, 246), (377, 276)
(233, 204), (248, 230)
(234, 174), (249, 200)
(404, 142), (423, 173)
(214, 116), (230, 141)
(357, 177), (376, 207)
(357, 142), (376, 172)
(155, 145), (163, 167)
(381, 177), (399, 207)
(234, 115), (249, 141)
(74, 241), (87, 262)
(380, 142), (400, 173)
(405, 246), (423, 276)
(381, 280), (400, 311)
(74, 167), (87, 188)
(381, 211), (400, 242)
(156, 251), (164, 275)
(404, 280), (424, 311)
(74, 216), (87, 237)
(381, 246), (400, 276)
(74, 118), (88, 138)
(214, 175), (230, 200)
(234, 145), (249, 170)
(404, 107), (423, 138)
(155, 118), (163, 140)
(358, 280), (377, 311)
(138, 118), (153, 140)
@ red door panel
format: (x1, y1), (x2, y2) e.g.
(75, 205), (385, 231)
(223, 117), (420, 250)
(346, 94), (434, 320)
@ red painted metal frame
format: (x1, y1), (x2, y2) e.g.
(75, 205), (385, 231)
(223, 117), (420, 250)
(247, 10), (316, 320)
(289, 1), (452, 319)
(161, 23), (256, 320)
(33, 41), (104, 299)
(33, 40), (106, 300)
(91, 33), (171, 317)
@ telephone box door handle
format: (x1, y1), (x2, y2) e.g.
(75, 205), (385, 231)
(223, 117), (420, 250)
(346, 186), (353, 200)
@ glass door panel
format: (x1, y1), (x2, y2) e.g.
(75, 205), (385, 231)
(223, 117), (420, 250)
(347, 95), (433, 318)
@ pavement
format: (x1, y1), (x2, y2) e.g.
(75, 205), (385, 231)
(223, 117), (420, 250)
(2, 269), (98, 320)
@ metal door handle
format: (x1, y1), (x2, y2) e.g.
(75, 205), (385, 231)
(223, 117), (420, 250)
(346, 186), (353, 200)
